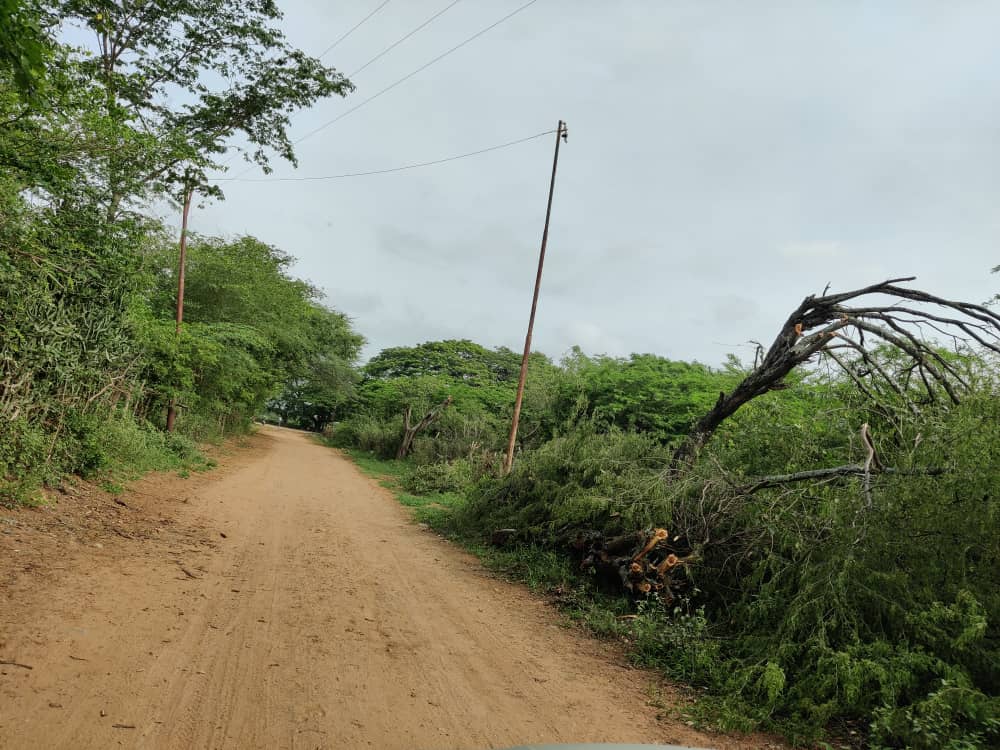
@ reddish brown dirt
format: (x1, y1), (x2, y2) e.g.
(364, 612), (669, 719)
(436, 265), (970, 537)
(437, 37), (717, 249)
(0, 426), (780, 749)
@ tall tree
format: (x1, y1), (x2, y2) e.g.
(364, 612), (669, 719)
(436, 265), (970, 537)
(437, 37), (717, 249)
(55, 0), (353, 214)
(142, 234), (363, 430)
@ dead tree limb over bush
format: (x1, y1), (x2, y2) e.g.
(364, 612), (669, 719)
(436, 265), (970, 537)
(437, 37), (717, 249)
(736, 463), (947, 496)
(673, 277), (1000, 466)
(397, 396), (453, 460)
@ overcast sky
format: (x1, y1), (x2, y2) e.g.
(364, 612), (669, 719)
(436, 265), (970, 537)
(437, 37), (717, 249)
(191, 1), (1000, 365)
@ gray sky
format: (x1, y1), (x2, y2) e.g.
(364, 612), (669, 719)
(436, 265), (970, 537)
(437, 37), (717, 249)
(193, 1), (1000, 365)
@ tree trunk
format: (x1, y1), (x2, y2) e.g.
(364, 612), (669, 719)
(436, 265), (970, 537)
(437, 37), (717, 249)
(397, 396), (453, 460)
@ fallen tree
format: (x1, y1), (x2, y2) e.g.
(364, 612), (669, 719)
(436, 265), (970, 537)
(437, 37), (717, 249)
(488, 278), (1000, 601)
(464, 278), (1000, 747)
(672, 277), (1000, 466)
(490, 525), (698, 604)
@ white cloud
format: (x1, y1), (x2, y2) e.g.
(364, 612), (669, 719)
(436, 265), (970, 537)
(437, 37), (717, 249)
(196, 0), (1000, 366)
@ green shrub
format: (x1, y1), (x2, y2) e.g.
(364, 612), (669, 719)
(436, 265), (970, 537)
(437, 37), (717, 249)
(433, 384), (1000, 748)
(0, 419), (53, 505)
(406, 410), (506, 464)
(328, 415), (401, 459)
(402, 458), (476, 495)
(454, 423), (675, 540)
(871, 681), (1000, 750)
(630, 601), (721, 686)
(1, 409), (211, 506)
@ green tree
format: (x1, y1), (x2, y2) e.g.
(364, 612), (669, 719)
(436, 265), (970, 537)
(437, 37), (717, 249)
(54, 0), (353, 212)
(269, 305), (364, 430)
(365, 339), (525, 383)
(142, 234), (362, 434)
(555, 348), (736, 443)
(0, 0), (48, 98)
(0, 3), (358, 497)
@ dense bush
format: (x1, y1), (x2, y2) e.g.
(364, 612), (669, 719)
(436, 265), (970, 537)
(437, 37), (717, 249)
(328, 415), (402, 459)
(454, 423), (676, 540)
(554, 348), (740, 442)
(448, 377), (1000, 748)
(0, 0), (358, 500)
(402, 458), (477, 495)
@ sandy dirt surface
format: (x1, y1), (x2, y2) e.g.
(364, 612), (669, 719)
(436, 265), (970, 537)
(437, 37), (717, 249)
(0, 426), (778, 750)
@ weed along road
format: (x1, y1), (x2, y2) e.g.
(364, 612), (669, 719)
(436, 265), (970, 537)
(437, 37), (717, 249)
(0, 427), (744, 750)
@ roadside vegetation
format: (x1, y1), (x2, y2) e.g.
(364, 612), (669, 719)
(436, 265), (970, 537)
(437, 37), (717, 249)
(4, 3), (1000, 748)
(326, 309), (1000, 748)
(0, 0), (362, 502)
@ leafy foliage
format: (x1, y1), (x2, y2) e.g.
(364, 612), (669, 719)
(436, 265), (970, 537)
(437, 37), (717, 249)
(139, 234), (363, 436)
(0, 3), (360, 497)
(555, 347), (738, 443)
(329, 340), (561, 460)
(0, 0), (49, 97)
(336, 332), (1000, 748)
(56, 0), (352, 204)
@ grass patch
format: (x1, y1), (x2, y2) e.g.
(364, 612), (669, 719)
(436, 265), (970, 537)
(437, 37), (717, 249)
(397, 491), (464, 526)
(325, 444), (410, 487)
(2, 414), (216, 507)
(88, 419), (214, 489)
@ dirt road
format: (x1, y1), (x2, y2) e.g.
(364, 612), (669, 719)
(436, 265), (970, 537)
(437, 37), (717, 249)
(0, 427), (758, 749)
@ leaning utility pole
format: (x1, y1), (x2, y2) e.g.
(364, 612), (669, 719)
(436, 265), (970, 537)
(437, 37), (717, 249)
(165, 183), (194, 433)
(502, 120), (568, 475)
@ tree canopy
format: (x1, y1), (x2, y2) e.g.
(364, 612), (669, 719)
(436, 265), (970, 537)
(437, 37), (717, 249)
(0, 0), (360, 490)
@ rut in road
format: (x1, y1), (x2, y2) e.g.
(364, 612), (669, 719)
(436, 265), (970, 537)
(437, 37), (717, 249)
(0, 426), (756, 750)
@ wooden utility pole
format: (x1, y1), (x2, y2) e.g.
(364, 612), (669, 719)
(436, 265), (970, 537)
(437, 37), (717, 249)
(502, 120), (567, 474)
(165, 184), (194, 433)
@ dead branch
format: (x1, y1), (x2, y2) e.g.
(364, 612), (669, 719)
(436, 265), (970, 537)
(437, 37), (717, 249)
(737, 463), (946, 495)
(397, 396), (454, 459)
(860, 423), (881, 507)
(673, 278), (1000, 466)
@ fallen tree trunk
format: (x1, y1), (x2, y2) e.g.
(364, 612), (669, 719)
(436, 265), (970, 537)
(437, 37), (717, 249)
(492, 526), (693, 601)
(569, 527), (697, 603)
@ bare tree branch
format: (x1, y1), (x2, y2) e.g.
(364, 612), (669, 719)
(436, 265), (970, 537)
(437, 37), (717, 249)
(672, 278), (1000, 467)
(737, 463), (946, 495)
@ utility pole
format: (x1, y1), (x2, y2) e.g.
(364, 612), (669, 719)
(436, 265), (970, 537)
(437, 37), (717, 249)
(165, 183), (194, 433)
(503, 120), (567, 475)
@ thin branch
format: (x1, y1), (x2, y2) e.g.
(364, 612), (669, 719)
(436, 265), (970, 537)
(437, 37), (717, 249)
(738, 463), (946, 495)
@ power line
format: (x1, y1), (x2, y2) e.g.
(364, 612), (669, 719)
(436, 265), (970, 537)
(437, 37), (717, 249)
(294, 0), (541, 147)
(348, 0), (463, 78)
(318, 0), (392, 59)
(215, 129), (556, 183)
(220, 0), (540, 182)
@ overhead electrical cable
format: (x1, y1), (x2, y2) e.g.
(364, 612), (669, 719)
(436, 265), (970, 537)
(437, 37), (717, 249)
(348, 0), (464, 78)
(317, 0), (392, 59)
(215, 129), (556, 183)
(293, 0), (541, 147)
(218, 0), (540, 182)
